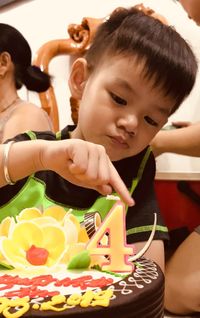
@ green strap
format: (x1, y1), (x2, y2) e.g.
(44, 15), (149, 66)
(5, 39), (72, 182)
(125, 146), (152, 212)
(25, 130), (37, 140)
(56, 131), (62, 140)
(26, 130), (62, 141)
(130, 147), (152, 196)
(126, 146), (168, 236)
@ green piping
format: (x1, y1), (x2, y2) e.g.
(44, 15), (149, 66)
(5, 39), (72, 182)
(130, 146), (152, 195)
(25, 131), (37, 140)
(127, 224), (168, 236)
(56, 131), (62, 140)
(126, 146), (152, 212)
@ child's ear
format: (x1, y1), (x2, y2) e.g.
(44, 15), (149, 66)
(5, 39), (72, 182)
(68, 58), (88, 99)
(0, 52), (11, 78)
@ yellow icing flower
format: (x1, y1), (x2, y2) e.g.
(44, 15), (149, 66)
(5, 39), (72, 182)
(0, 217), (15, 261)
(31, 216), (59, 226)
(43, 206), (67, 223)
(0, 206), (93, 269)
(65, 213), (80, 233)
(0, 221), (67, 269)
(16, 207), (42, 222)
(60, 242), (91, 265)
(63, 217), (79, 245)
(0, 216), (15, 237)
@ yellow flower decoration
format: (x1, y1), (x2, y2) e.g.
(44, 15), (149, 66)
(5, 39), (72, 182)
(63, 217), (78, 245)
(0, 221), (67, 269)
(16, 207), (42, 222)
(61, 242), (86, 264)
(43, 206), (67, 223)
(32, 216), (59, 226)
(0, 206), (93, 269)
(0, 217), (15, 261)
(0, 216), (15, 237)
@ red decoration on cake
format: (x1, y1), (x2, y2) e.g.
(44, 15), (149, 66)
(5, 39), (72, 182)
(26, 245), (49, 266)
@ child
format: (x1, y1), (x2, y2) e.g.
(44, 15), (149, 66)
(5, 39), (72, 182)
(0, 7), (197, 272)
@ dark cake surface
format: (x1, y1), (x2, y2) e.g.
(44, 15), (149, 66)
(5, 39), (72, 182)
(0, 258), (164, 318)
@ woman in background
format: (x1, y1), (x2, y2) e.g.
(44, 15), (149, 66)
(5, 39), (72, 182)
(0, 23), (52, 143)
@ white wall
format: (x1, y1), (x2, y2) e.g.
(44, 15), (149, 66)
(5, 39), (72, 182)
(1, 0), (200, 177)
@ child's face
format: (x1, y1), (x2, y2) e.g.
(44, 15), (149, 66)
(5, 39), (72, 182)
(71, 55), (174, 161)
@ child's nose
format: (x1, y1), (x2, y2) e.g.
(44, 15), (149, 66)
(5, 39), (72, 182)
(117, 115), (138, 136)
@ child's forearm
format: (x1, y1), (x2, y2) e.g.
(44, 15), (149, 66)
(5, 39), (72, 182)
(0, 140), (45, 187)
(0, 139), (134, 207)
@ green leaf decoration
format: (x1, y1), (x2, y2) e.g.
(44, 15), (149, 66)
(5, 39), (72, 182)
(0, 261), (14, 270)
(67, 250), (91, 269)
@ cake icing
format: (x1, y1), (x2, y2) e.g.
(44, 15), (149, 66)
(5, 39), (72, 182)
(0, 258), (164, 317)
(0, 202), (164, 317)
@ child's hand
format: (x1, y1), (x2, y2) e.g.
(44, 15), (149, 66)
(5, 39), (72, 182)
(40, 139), (134, 207)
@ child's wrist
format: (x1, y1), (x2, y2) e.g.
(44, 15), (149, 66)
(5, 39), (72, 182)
(34, 140), (49, 172)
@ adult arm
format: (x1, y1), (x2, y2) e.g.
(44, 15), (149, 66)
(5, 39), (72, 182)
(151, 122), (200, 157)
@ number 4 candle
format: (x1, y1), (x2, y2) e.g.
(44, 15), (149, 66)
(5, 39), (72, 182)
(86, 202), (135, 272)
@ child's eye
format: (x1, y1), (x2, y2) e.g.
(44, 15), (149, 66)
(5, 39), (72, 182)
(110, 92), (127, 105)
(144, 116), (158, 127)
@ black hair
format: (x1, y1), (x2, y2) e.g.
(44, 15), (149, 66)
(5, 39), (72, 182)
(85, 7), (198, 114)
(0, 23), (51, 92)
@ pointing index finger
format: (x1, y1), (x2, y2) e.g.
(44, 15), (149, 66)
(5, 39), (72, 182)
(109, 162), (135, 207)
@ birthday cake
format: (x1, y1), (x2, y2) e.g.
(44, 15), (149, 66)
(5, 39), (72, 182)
(0, 202), (164, 318)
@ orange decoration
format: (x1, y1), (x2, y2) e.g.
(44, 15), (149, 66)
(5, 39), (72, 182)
(26, 245), (49, 266)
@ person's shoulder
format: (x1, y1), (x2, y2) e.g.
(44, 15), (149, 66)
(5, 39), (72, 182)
(9, 101), (53, 130)
(14, 101), (48, 116)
